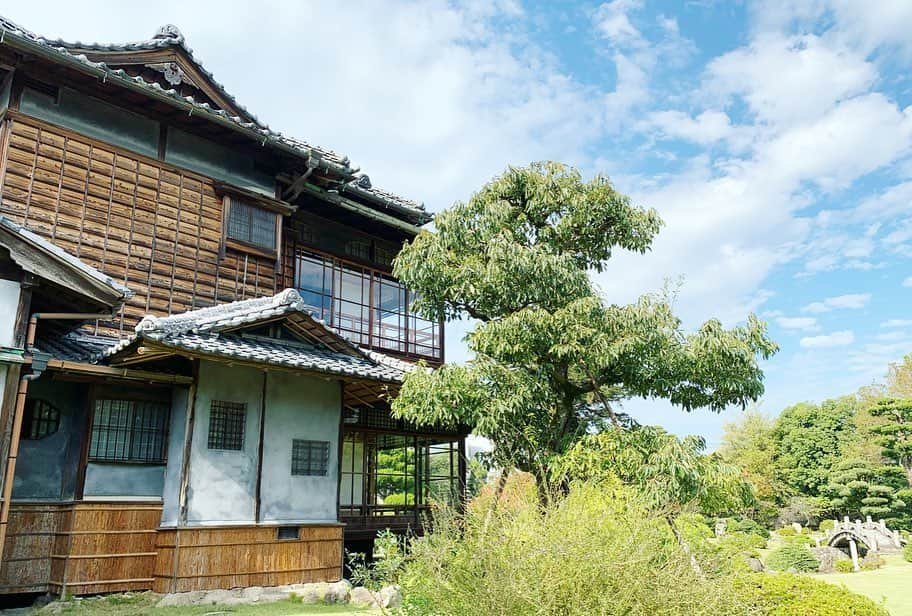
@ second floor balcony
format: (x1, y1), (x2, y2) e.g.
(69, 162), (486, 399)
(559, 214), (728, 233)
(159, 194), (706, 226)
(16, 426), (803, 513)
(294, 248), (442, 362)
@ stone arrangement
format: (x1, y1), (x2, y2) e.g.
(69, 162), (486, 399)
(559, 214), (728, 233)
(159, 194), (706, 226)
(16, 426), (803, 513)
(31, 580), (402, 613)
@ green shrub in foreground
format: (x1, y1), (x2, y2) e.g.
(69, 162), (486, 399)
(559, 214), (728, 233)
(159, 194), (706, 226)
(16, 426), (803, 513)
(904, 541), (912, 563)
(399, 479), (744, 615)
(835, 559), (855, 573)
(778, 526), (797, 537)
(734, 573), (888, 616)
(766, 544), (820, 573)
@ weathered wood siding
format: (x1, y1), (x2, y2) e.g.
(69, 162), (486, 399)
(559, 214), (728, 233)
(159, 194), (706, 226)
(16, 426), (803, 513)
(0, 115), (279, 337)
(153, 525), (342, 593)
(0, 502), (162, 595)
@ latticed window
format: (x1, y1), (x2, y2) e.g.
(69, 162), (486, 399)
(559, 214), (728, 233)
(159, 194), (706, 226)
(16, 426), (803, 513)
(227, 198), (277, 250)
(89, 399), (170, 463)
(208, 401), (246, 450)
(291, 439), (330, 476)
(22, 399), (61, 440)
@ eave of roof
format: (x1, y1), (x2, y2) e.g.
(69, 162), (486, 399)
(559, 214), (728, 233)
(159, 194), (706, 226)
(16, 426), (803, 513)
(0, 216), (132, 307)
(0, 17), (433, 227)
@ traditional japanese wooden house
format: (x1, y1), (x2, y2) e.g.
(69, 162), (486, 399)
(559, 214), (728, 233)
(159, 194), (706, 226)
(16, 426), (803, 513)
(0, 17), (467, 597)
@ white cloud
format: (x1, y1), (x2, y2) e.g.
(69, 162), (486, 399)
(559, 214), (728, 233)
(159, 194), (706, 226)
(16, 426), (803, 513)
(800, 330), (855, 348)
(775, 316), (819, 331)
(904, 277), (912, 287)
(644, 109), (752, 149)
(594, 0), (644, 48)
(882, 319), (912, 328)
(802, 293), (871, 313)
(705, 33), (877, 126)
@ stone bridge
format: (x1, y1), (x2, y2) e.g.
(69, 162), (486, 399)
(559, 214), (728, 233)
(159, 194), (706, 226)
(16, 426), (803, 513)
(824, 516), (904, 571)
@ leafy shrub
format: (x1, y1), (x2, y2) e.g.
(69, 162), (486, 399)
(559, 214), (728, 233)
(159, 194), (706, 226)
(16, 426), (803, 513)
(734, 573), (889, 615)
(346, 529), (406, 591)
(783, 534), (816, 547)
(904, 541), (912, 563)
(835, 559), (855, 573)
(400, 478), (747, 615)
(778, 526), (797, 537)
(766, 544), (820, 573)
(731, 518), (771, 538)
(818, 519), (836, 533)
(860, 554), (885, 570)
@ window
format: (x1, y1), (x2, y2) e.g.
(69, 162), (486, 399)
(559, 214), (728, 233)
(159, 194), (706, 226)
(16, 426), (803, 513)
(89, 399), (170, 464)
(291, 439), (330, 476)
(226, 199), (277, 251)
(208, 401), (246, 450)
(294, 249), (441, 359)
(22, 399), (60, 440)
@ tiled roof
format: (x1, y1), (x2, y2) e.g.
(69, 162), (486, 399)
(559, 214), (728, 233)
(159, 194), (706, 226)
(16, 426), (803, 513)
(104, 288), (418, 383)
(34, 327), (117, 362)
(149, 331), (405, 382)
(0, 216), (132, 300)
(0, 17), (430, 224)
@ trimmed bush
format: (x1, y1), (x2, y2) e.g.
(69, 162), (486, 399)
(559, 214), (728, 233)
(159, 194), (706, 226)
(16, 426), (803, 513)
(784, 534), (816, 547)
(734, 573), (889, 615)
(860, 554), (884, 571)
(818, 519), (836, 533)
(835, 559), (854, 573)
(731, 518), (771, 539)
(778, 526), (797, 537)
(766, 544), (820, 573)
(904, 541), (912, 563)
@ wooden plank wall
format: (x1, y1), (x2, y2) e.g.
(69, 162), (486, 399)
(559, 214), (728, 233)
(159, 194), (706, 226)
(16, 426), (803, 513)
(0, 115), (278, 337)
(0, 502), (161, 595)
(0, 503), (68, 594)
(55, 503), (162, 595)
(153, 525), (342, 593)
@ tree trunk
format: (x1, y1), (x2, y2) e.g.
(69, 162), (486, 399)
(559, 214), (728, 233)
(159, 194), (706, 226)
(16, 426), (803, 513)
(665, 513), (703, 576)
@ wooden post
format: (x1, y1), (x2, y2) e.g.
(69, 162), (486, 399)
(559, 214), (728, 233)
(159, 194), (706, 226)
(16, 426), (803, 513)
(177, 361), (200, 525)
(254, 370), (267, 523)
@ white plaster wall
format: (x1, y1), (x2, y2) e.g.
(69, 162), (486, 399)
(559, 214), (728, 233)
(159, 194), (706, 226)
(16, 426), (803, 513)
(259, 371), (341, 523)
(0, 279), (21, 347)
(185, 361), (262, 525)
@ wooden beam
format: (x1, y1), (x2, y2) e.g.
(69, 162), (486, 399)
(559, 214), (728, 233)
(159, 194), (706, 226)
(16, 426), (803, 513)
(254, 370), (267, 523)
(45, 360), (193, 385)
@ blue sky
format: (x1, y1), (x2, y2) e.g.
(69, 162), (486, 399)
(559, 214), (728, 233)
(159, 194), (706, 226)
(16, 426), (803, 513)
(6, 0), (912, 448)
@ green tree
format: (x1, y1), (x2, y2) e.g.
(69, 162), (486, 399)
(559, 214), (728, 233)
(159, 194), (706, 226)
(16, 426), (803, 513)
(391, 163), (777, 489)
(822, 459), (907, 525)
(868, 398), (912, 486)
(553, 426), (754, 572)
(718, 408), (784, 505)
(771, 397), (856, 497)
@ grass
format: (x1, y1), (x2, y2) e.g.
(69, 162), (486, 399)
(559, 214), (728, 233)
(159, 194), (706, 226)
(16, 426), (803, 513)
(814, 553), (912, 616)
(20, 593), (374, 616)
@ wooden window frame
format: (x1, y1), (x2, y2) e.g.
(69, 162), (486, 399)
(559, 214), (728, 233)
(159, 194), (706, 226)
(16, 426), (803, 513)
(222, 195), (282, 258)
(87, 397), (171, 465)
(207, 400), (247, 451)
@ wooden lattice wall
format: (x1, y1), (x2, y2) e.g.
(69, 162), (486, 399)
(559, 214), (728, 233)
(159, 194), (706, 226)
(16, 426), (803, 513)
(0, 114), (279, 337)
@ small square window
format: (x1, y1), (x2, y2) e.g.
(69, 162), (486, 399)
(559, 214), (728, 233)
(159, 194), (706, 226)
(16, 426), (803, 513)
(291, 439), (330, 476)
(208, 401), (246, 450)
(226, 198), (277, 251)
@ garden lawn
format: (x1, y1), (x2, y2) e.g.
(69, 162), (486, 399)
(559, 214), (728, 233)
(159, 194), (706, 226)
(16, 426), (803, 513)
(13, 594), (373, 616)
(814, 554), (912, 616)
